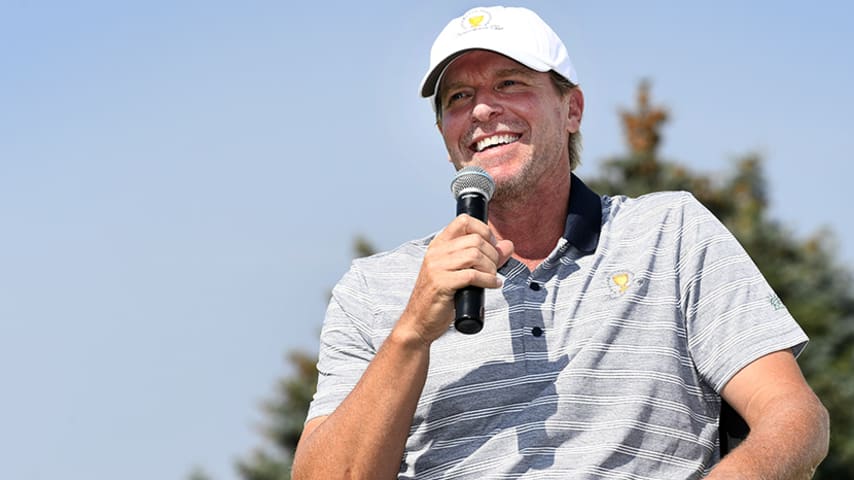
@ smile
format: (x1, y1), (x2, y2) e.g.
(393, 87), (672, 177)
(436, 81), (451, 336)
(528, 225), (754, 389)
(474, 134), (521, 152)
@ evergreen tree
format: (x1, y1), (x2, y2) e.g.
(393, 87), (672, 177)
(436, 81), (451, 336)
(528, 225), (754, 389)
(234, 237), (377, 480)
(186, 466), (213, 480)
(234, 350), (317, 480)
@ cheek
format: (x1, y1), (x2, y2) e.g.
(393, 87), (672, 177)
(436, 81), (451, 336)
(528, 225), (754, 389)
(440, 129), (456, 150)
(440, 121), (466, 150)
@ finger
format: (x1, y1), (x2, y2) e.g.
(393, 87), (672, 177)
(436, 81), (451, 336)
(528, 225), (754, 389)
(424, 238), (499, 282)
(452, 267), (504, 290)
(463, 243), (500, 275)
(438, 214), (493, 242)
(495, 239), (515, 267)
(451, 233), (502, 268)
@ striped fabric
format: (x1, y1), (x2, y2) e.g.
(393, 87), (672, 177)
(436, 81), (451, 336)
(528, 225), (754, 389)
(307, 175), (807, 479)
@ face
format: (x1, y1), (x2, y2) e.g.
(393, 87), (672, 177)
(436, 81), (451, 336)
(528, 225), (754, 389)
(436, 50), (583, 203)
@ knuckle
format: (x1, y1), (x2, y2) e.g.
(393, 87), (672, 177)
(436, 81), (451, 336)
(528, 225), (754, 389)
(456, 214), (471, 227)
(464, 248), (481, 265)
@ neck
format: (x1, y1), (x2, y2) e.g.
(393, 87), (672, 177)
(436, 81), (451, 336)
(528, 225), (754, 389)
(489, 174), (571, 272)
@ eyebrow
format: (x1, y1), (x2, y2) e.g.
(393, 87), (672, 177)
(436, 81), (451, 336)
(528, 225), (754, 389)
(495, 67), (538, 79)
(441, 67), (538, 95)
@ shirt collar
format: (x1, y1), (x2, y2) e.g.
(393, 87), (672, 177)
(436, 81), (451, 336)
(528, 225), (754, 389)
(562, 174), (602, 255)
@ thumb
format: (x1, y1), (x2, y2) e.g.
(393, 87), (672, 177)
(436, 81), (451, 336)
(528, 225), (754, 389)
(495, 239), (515, 267)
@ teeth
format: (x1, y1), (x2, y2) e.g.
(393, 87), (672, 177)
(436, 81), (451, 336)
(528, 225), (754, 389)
(476, 134), (520, 152)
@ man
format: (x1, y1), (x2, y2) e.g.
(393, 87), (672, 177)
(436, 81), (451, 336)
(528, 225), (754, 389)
(292, 6), (828, 479)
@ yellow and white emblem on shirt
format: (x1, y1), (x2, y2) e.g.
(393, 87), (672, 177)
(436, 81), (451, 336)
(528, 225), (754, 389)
(608, 271), (639, 297)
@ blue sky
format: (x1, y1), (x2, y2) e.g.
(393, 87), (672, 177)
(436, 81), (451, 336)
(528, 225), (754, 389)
(1, 2), (852, 479)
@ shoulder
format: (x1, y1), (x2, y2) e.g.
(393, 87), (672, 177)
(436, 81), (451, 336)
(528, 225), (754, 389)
(334, 232), (436, 297)
(350, 232), (434, 274)
(605, 189), (700, 212)
(602, 190), (711, 230)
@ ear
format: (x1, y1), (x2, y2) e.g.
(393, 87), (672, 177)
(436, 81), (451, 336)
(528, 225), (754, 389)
(566, 87), (584, 134)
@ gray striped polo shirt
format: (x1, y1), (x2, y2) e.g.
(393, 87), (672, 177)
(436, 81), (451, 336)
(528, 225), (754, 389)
(308, 175), (807, 479)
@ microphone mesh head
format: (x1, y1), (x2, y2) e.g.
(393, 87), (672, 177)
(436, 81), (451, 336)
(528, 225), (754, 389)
(450, 166), (495, 201)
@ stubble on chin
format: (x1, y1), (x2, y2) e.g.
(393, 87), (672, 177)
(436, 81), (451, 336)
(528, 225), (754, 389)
(490, 164), (536, 209)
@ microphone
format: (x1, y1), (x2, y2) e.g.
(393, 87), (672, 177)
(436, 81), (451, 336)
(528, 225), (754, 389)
(450, 166), (496, 334)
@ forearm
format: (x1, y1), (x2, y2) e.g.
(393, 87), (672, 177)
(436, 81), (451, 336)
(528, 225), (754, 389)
(291, 323), (430, 480)
(293, 215), (512, 479)
(706, 388), (829, 479)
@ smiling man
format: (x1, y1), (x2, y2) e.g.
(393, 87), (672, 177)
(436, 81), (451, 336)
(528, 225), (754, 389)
(292, 6), (828, 479)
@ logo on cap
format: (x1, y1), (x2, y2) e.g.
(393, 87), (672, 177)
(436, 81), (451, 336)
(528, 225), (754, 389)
(461, 9), (492, 30)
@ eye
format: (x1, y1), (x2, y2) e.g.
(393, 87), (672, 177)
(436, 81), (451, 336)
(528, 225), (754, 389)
(497, 78), (526, 90)
(445, 91), (469, 107)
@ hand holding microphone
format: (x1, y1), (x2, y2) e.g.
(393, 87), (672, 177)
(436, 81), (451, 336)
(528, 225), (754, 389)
(450, 166), (496, 334)
(398, 166), (510, 345)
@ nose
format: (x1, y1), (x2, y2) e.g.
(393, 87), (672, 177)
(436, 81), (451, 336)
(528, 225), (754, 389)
(471, 91), (503, 123)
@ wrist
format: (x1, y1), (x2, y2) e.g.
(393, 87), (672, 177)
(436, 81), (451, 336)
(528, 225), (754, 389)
(389, 317), (435, 351)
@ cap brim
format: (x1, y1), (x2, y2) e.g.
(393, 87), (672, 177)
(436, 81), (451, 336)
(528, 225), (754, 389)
(420, 48), (553, 99)
(420, 50), (469, 98)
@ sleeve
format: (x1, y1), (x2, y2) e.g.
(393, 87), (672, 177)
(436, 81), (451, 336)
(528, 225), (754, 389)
(306, 261), (378, 421)
(678, 194), (808, 393)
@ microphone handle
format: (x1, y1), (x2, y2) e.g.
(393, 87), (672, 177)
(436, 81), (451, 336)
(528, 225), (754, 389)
(455, 193), (488, 334)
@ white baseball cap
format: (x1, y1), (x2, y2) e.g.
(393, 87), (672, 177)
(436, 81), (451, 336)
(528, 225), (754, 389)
(419, 6), (578, 102)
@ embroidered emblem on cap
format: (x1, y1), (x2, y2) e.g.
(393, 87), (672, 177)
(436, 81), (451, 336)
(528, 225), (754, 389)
(461, 9), (492, 30)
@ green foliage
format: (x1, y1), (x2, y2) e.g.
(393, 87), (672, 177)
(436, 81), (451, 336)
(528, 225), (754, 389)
(186, 466), (213, 480)
(586, 83), (854, 478)
(234, 350), (319, 480)
(233, 238), (378, 480)
(353, 234), (378, 259)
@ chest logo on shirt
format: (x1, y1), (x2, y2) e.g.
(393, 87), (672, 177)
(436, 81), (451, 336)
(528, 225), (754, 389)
(608, 271), (639, 297)
(768, 294), (785, 311)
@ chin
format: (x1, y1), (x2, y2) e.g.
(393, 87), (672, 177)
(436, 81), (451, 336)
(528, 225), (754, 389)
(485, 163), (525, 182)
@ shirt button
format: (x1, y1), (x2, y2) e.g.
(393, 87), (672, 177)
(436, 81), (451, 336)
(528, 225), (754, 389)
(532, 327), (544, 337)
(529, 282), (541, 291)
